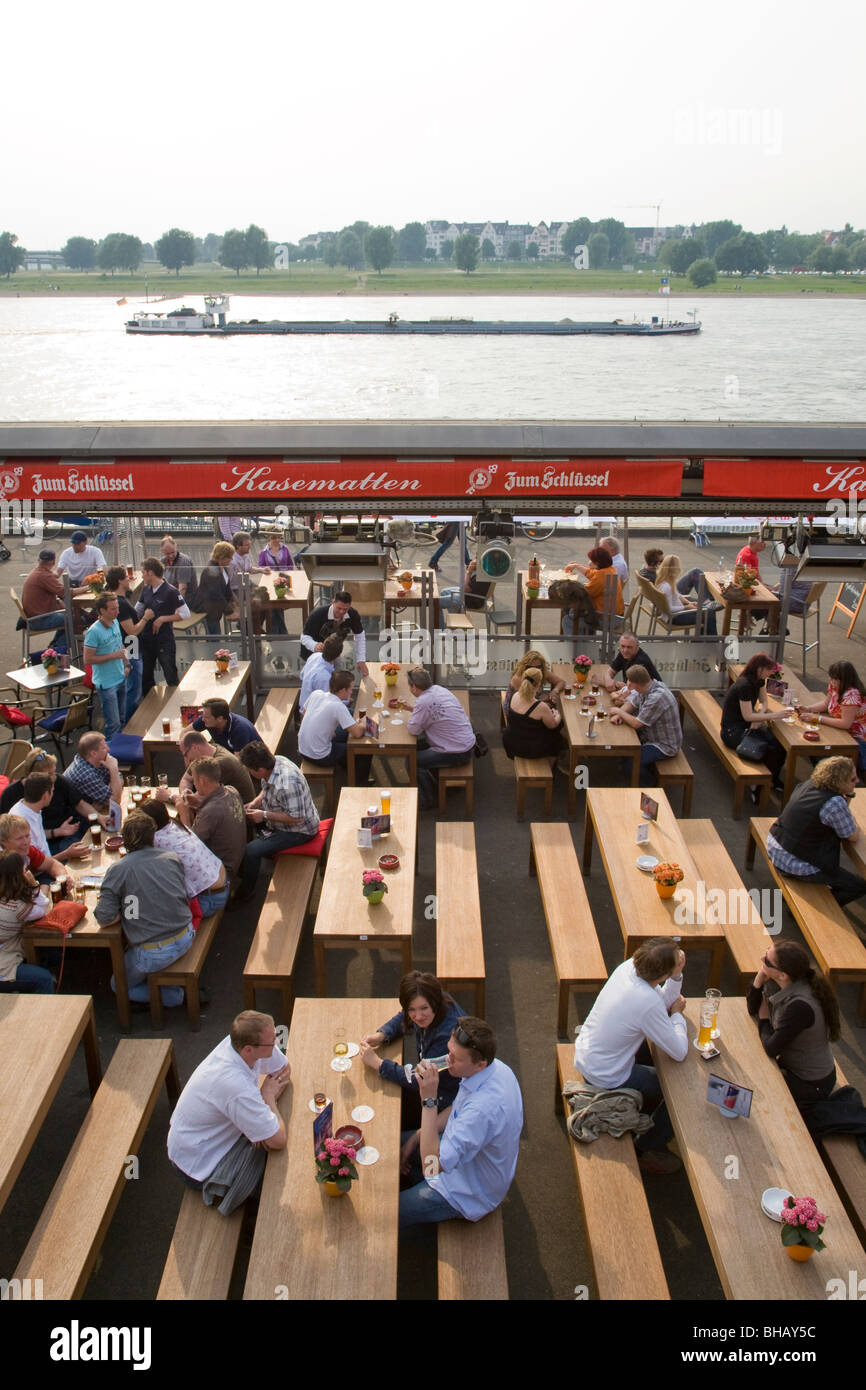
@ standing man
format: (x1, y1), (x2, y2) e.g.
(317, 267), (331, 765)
(83, 593), (129, 741)
(136, 556), (190, 693)
(237, 742), (319, 899)
(160, 535), (198, 600)
(191, 697), (259, 753)
(398, 1017), (523, 1228)
(609, 665), (682, 785)
(57, 530), (107, 585)
(105, 564), (151, 719)
(301, 590), (368, 677)
(299, 634), (344, 711)
(406, 667), (475, 810)
(167, 1011), (290, 1214)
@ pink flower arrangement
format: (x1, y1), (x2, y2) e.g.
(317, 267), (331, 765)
(214, 648), (230, 661)
(362, 868), (388, 899)
(42, 647), (60, 669)
(573, 654), (593, 672)
(314, 1135), (359, 1192)
(780, 1195), (827, 1252)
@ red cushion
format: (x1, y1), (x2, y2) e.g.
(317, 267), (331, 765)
(0, 776), (8, 795)
(276, 817), (334, 858)
(0, 704), (31, 727)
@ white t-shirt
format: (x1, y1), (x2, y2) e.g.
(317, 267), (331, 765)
(610, 552), (629, 591)
(574, 958), (688, 1088)
(167, 1034), (286, 1180)
(658, 580), (686, 614)
(10, 800), (49, 858)
(57, 544), (107, 584)
(298, 690), (354, 761)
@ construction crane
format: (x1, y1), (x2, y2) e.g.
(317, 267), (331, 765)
(619, 202), (663, 237)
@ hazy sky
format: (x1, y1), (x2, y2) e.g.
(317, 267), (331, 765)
(4, 0), (864, 248)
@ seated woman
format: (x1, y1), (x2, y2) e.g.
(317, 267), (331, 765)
(194, 541), (237, 636)
(0, 851), (54, 994)
(654, 554), (717, 635)
(502, 667), (564, 762)
(560, 547), (623, 635)
(359, 970), (463, 1120)
(257, 530), (294, 570)
(802, 661), (866, 774)
(748, 939), (838, 1110)
(720, 651), (788, 792)
(506, 651), (566, 709)
(0, 750), (93, 859)
(137, 798), (229, 918)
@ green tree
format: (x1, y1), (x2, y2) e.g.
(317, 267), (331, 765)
(562, 218), (593, 258)
(0, 232), (25, 278)
(398, 222), (426, 261)
(526, 241), (539, 260)
(423, 247), (437, 260)
(701, 219), (742, 258)
(830, 244), (851, 272)
(219, 228), (250, 276)
(439, 239), (454, 261)
(587, 231), (609, 268)
(714, 232), (767, 274)
(366, 226), (395, 274)
(453, 232), (479, 273)
(246, 224), (271, 275)
(481, 237), (495, 260)
(155, 227), (195, 275)
(848, 238), (866, 270)
(338, 230), (363, 269)
(595, 217), (627, 264)
(668, 237), (705, 274)
(98, 232), (141, 274)
(688, 258), (717, 287)
(505, 240), (522, 261)
(198, 232), (221, 262)
(323, 239), (339, 269)
(62, 236), (96, 271)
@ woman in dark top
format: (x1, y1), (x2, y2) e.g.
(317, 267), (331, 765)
(194, 541), (237, 635)
(503, 667), (564, 761)
(359, 971), (463, 1121)
(748, 939), (838, 1109)
(720, 652), (788, 791)
(0, 750), (89, 852)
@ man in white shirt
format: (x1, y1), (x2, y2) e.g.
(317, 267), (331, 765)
(298, 670), (367, 771)
(167, 1010), (291, 1214)
(299, 634), (344, 711)
(57, 530), (107, 585)
(574, 937), (688, 1174)
(600, 536), (629, 594)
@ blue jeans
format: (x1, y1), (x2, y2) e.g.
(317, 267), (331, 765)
(196, 884), (230, 917)
(398, 1129), (462, 1229)
(125, 656), (143, 719)
(28, 611), (66, 634)
(241, 828), (317, 896)
(676, 567), (704, 596)
(16, 962), (55, 993)
(96, 679), (126, 742)
(267, 609), (287, 635)
(639, 742), (667, 785)
(622, 1062), (673, 1153)
(113, 922), (194, 1008)
(429, 535), (470, 569)
(669, 606), (717, 636)
(416, 744), (475, 810)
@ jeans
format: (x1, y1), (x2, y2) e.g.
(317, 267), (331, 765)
(28, 611), (66, 634)
(96, 679), (127, 742)
(722, 726), (785, 782)
(196, 884), (230, 916)
(638, 742), (667, 785)
(782, 1067), (836, 1111)
(791, 864), (866, 908)
(141, 639), (179, 694)
(266, 609), (288, 635)
(306, 728), (372, 781)
(416, 743), (475, 810)
(206, 616), (223, 636)
(15, 961), (55, 993)
(398, 1130), (462, 1229)
(621, 1061), (674, 1153)
(668, 606), (717, 636)
(51, 825), (89, 854)
(676, 567), (705, 596)
(125, 656), (143, 719)
(113, 922), (194, 1008)
(241, 828), (317, 896)
(429, 535), (470, 569)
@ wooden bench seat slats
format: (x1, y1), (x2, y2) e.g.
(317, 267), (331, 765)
(242, 855), (319, 1021)
(680, 819), (770, 983)
(680, 688), (771, 816)
(655, 749), (694, 815)
(148, 909), (224, 1031)
(819, 1062), (866, 1246)
(531, 824), (606, 1035)
(437, 760), (474, 814)
(300, 760), (336, 814)
(257, 687), (299, 758)
(122, 684), (170, 739)
(437, 1210), (508, 1299)
(157, 1190), (244, 1300)
(515, 757), (553, 821)
(436, 822), (485, 1016)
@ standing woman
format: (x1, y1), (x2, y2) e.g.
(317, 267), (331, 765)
(195, 541), (237, 636)
(359, 971), (463, 1121)
(720, 651), (788, 792)
(0, 851), (53, 993)
(802, 660), (866, 773)
(748, 939), (839, 1109)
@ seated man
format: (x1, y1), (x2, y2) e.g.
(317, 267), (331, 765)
(301, 589), (368, 677)
(299, 634), (344, 711)
(57, 530), (107, 585)
(603, 631), (660, 695)
(736, 531), (766, 580)
(237, 741), (319, 899)
(439, 559), (491, 615)
(173, 727), (256, 806)
(93, 812), (194, 1009)
(406, 666), (476, 811)
(138, 797), (229, 917)
(21, 547), (87, 635)
(167, 1010), (290, 1215)
(64, 731), (124, 811)
(609, 664), (682, 785)
(768, 755), (866, 910)
(0, 812), (74, 890)
(599, 536), (629, 595)
(398, 1017), (523, 1228)
(299, 670), (368, 774)
(192, 696), (259, 754)
(172, 755), (247, 889)
(574, 938), (688, 1174)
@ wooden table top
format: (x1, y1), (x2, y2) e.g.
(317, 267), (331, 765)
(0, 994), (98, 1211)
(73, 571), (143, 603)
(314, 788), (417, 944)
(243, 997), (402, 1301)
(727, 661), (813, 706)
(553, 664), (641, 755)
(585, 787), (723, 945)
(843, 788), (866, 876)
(654, 998), (865, 1300)
(704, 571), (780, 610)
(520, 568), (576, 601)
(140, 659), (251, 747)
(255, 569), (310, 605)
(385, 570), (440, 603)
(353, 665), (417, 752)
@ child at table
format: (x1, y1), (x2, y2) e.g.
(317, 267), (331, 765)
(0, 851), (53, 993)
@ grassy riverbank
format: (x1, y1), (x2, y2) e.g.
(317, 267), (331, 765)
(3, 262), (865, 298)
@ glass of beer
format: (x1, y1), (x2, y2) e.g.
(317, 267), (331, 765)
(332, 1025), (351, 1072)
(158, 772), (168, 788)
(90, 820), (103, 848)
(50, 879), (64, 907)
(374, 687), (383, 704)
(74, 883), (87, 904)
(132, 791), (142, 806)
(706, 988), (721, 1039)
(162, 717), (171, 737)
(591, 680), (599, 695)
(313, 1089), (327, 1112)
(380, 789), (392, 816)
(126, 565), (134, 579)
(595, 708), (606, 721)
(697, 998), (715, 1049)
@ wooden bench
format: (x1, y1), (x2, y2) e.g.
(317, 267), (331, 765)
(148, 908), (225, 1031)
(300, 759), (336, 814)
(819, 1061), (866, 1246)
(157, 1189), (244, 1300)
(436, 821), (485, 1016)
(122, 683), (170, 738)
(680, 819), (769, 988)
(257, 686), (299, 759)
(679, 688), (772, 816)
(437, 760), (474, 813)
(242, 854), (319, 1022)
(747, 818), (866, 1019)
(12, 1038), (178, 1299)
(530, 823), (607, 1035)
(656, 749), (694, 815)
(437, 1209), (508, 1299)
(556, 1044), (669, 1300)
(515, 756), (553, 821)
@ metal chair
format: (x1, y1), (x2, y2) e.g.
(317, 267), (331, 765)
(10, 587), (65, 665)
(0, 737), (35, 778)
(34, 695), (93, 762)
(484, 582), (517, 635)
(784, 582), (826, 679)
(643, 577), (697, 636)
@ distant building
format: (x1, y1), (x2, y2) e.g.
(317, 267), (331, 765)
(23, 250), (65, 270)
(424, 219), (567, 258)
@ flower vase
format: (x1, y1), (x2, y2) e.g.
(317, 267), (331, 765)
(216, 660), (229, 674)
(574, 671), (588, 686)
(385, 673), (398, 687)
(323, 1180), (348, 1198)
(526, 585), (539, 599)
(43, 664), (58, 678)
(364, 889), (386, 905)
(655, 882), (676, 899)
(786, 1245), (814, 1263)
(274, 586), (287, 600)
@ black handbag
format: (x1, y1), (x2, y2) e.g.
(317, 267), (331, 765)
(736, 730), (768, 761)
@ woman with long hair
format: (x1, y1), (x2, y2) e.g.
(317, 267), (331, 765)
(748, 939), (839, 1109)
(654, 554), (717, 635)
(803, 660), (866, 772)
(194, 541), (238, 635)
(359, 970), (464, 1118)
(720, 651), (788, 792)
(0, 851), (53, 994)
(508, 651), (566, 703)
(503, 666), (564, 762)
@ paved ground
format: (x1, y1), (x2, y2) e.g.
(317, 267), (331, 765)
(1, 523), (863, 1303)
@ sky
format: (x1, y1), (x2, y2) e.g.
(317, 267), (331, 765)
(4, 0), (865, 249)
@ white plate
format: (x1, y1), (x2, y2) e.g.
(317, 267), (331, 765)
(761, 1187), (793, 1222)
(352, 1104), (374, 1123)
(389, 716), (404, 725)
(330, 1056), (352, 1073)
(355, 1145), (379, 1166)
(636, 855), (659, 872)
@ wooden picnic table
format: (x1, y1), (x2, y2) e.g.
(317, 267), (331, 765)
(139, 658), (253, 775)
(517, 569), (585, 635)
(251, 568), (311, 632)
(243, 997), (402, 1301)
(654, 998), (865, 1299)
(347, 663), (418, 785)
(703, 571), (780, 637)
(583, 787), (727, 980)
(313, 787), (417, 995)
(552, 663), (640, 814)
(384, 569), (440, 627)
(0, 993), (102, 1213)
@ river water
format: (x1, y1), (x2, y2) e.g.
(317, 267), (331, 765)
(0, 294), (863, 423)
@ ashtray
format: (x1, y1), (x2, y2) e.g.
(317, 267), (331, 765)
(105, 835), (124, 851)
(388, 698), (401, 709)
(802, 730), (820, 742)
(335, 1123), (363, 1151)
(378, 853), (400, 871)
(761, 1187), (793, 1222)
(636, 855), (659, 872)
(584, 695), (597, 706)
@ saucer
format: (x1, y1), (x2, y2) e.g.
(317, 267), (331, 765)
(636, 855), (659, 872)
(355, 1146), (379, 1166)
(761, 1187), (793, 1222)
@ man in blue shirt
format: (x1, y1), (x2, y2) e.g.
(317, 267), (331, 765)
(136, 556), (190, 694)
(299, 634), (344, 712)
(192, 697), (259, 753)
(83, 593), (129, 741)
(398, 1017), (523, 1228)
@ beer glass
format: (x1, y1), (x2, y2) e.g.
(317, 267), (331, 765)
(50, 879), (64, 907)
(332, 1024), (351, 1072)
(380, 789), (392, 816)
(697, 998), (715, 1049)
(90, 820), (103, 848)
(162, 717), (172, 737)
(705, 988), (721, 1039)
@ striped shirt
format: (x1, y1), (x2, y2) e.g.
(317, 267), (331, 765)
(768, 796), (855, 875)
(626, 680), (682, 757)
(261, 756), (319, 836)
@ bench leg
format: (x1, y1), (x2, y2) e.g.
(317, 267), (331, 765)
(186, 981), (202, 1032)
(314, 942), (327, 997)
(582, 814), (594, 874)
(516, 783), (525, 822)
(243, 980), (256, 1010)
(475, 980), (485, 1018)
(149, 975), (165, 1031)
(682, 779), (694, 816)
(757, 782), (771, 812)
(438, 777), (447, 812)
(165, 1050), (181, 1106)
(110, 935), (131, 1032)
(557, 982), (570, 1038)
(745, 823), (757, 870)
(733, 780), (745, 818)
(281, 984), (295, 1028)
(465, 781), (474, 814)
(707, 943), (725, 989)
(544, 778), (553, 815)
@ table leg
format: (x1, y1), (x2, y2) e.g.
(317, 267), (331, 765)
(314, 942), (326, 997)
(401, 941), (413, 977)
(629, 752), (640, 788)
(582, 811), (594, 874)
(407, 749), (417, 787)
(721, 606), (732, 637)
(707, 942), (726, 989)
(245, 677), (254, 719)
(345, 742), (357, 785)
(81, 1005), (103, 1097)
(567, 749), (577, 816)
(110, 933), (131, 1031)
(781, 750), (797, 805)
(526, 600), (533, 637)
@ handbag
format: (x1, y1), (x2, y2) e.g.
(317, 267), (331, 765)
(29, 901), (87, 935)
(473, 729), (489, 758)
(736, 730), (768, 762)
